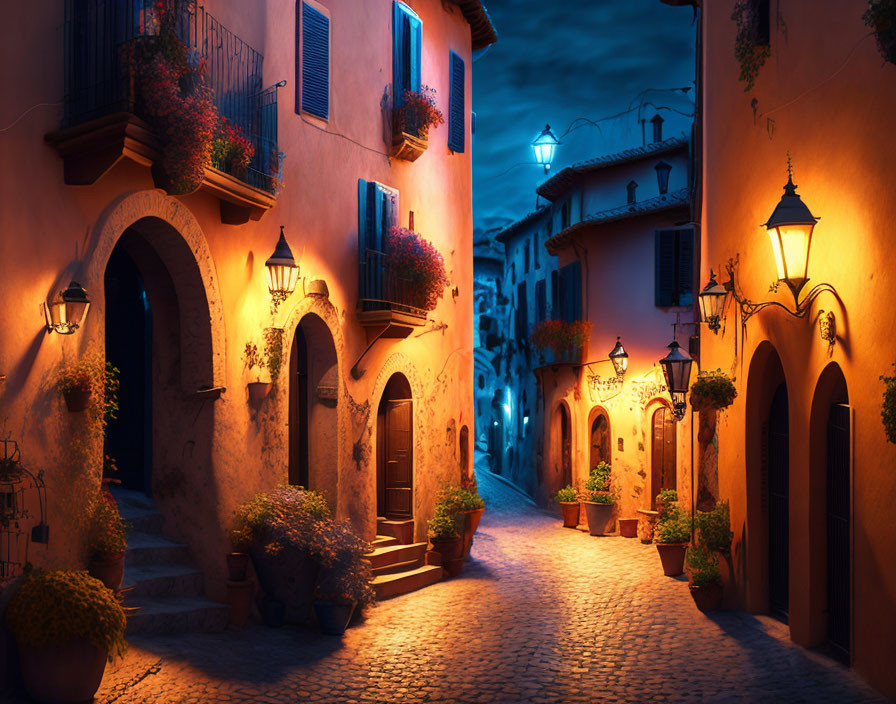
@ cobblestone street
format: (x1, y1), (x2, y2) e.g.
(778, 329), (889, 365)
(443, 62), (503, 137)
(11, 471), (890, 704)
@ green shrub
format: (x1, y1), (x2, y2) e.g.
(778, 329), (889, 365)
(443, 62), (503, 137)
(655, 512), (691, 544)
(435, 483), (484, 513)
(585, 462), (611, 493)
(656, 489), (679, 522)
(687, 545), (721, 588)
(428, 508), (459, 540)
(554, 485), (578, 503)
(87, 492), (129, 560)
(881, 373), (896, 444)
(314, 521), (375, 607)
(695, 500), (733, 555)
(689, 371), (737, 412)
(6, 569), (127, 660)
(590, 491), (616, 505)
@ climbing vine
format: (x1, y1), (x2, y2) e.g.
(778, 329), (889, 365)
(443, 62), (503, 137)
(864, 0), (896, 65)
(732, 0), (771, 91)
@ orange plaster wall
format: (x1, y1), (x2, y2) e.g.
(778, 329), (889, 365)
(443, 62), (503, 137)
(701, 1), (896, 696)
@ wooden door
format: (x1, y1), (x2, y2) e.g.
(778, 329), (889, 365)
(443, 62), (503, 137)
(380, 399), (413, 519)
(767, 383), (789, 622)
(590, 413), (610, 470)
(826, 402), (851, 662)
(651, 407), (676, 508)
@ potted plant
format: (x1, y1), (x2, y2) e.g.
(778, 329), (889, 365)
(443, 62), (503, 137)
(688, 500), (734, 612)
(554, 484), (580, 528)
(392, 85), (444, 161)
(244, 342), (271, 404)
(386, 226), (450, 313)
(223, 518), (254, 627)
(582, 462), (617, 536)
(435, 481), (485, 560)
(428, 507), (462, 578)
(864, 0), (896, 65)
(313, 522), (375, 636)
(880, 370), (896, 443)
(210, 115), (254, 180)
(530, 320), (593, 365)
(654, 491), (691, 577)
(86, 491), (129, 591)
(5, 569), (127, 704)
(618, 517), (639, 538)
(689, 371), (737, 413)
(231, 485), (333, 625)
(55, 352), (119, 414)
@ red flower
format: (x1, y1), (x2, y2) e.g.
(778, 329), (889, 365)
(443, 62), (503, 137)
(397, 85), (444, 138)
(386, 226), (450, 312)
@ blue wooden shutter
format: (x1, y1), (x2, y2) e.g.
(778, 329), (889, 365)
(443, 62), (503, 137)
(559, 261), (582, 322)
(301, 3), (329, 119)
(655, 229), (678, 306)
(448, 51), (465, 152)
(358, 179), (371, 299)
(393, 3), (421, 109)
(677, 227), (694, 306)
(550, 270), (559, 318)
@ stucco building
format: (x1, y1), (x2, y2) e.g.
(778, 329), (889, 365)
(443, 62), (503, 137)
(0, 0), (495, 625)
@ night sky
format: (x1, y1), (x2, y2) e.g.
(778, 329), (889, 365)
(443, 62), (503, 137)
(472, 0), (698, 237)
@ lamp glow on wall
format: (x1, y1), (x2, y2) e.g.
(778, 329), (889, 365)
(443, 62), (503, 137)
(608, 336), (629, 377)
(532, 125), (560, 174)
(265, 226), (299, 308)
(659, 340), (693, 421)
(43, 281), (90, 334)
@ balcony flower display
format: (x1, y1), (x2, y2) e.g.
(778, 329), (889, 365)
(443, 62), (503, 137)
(530, 320), (593, 361)
(211, 116), (255, 180)
(386, 226), (450, 312)
(396, 86), (444, 139)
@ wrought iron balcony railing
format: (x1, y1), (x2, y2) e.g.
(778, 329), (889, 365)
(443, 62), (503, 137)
(359, 249), (429, 321)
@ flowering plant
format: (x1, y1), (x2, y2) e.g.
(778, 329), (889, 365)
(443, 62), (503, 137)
(211, 116), (254, 175)
(689, 370), (737, 412)
(55, 350), (120, 423)
(530, 320), (592, 355)
(397, 85), (444, 138)
(314, 521), (376, 607)
(386, 226), (450, 312)
(86, 490), (129, 560)
(554, 485), (578, 503)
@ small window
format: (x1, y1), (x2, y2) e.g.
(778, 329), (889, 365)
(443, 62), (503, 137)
(561, 201), (571, 230)
(393, 2), (422, 109)
(448, 51), (465, 153)
(558, 261), (582, 322)
(534, 231), (541, 269)
(627, 181), (638, 204)
(654, 227), (694, 307)
(358, 179), (399, 300)
(550, 270), (559, 318)
(298, 2), (330, 120)
(515, 281), (528, 341)
(535, 279), (546, 323)
(524, 239), (530, 273)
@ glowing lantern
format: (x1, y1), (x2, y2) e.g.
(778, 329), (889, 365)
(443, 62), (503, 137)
(698, 270), (729, 334)
(265, 226), (299, 307)
(655, 161), (672, 195)
(608, 337), (629, 378)
(659, 340), (693, 421)
(763, 169), (818, 302)
(44, 281), (90, 335)
(532, 125), (560, 173)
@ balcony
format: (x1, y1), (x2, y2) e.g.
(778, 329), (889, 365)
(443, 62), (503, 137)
(358, 250), (428, 339)
(46, 0), (282, 224)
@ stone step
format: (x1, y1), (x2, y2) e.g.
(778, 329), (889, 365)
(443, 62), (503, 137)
(122, 562), (205, 599)
(125, 531), (192, 566)
(371, 534), (400, 549)
(372, 557), (424, 577)
(375, 517), (415, 545)
(372, 565), (443, 600)
(110, 488), (164, 533)
(126, 596), (230, 635)
(366, 542), (428, 570)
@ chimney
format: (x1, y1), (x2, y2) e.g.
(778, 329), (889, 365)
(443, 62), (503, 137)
(651, 114), (664, 143)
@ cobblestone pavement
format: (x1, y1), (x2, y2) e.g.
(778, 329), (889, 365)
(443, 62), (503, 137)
(7, 471), (891, 704)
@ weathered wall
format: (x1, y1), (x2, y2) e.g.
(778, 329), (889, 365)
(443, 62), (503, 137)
(701, 0), (896, 696)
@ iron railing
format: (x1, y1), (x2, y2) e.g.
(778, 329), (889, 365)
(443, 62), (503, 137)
(63, 0), (282, 193)
(359, 250), (428, 318)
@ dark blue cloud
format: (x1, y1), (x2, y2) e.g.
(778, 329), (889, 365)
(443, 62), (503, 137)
(473, 0), (697, 234)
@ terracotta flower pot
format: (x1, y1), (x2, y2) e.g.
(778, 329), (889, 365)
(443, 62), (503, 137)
(63, 389), (91, 413)
(226, 552), (250, 581)
(583, 501), (614, 536)
(656, 542), (689, 577)
(18, 638), (107, 704)
(247, 381), (271, 405)
(88, 551), (125, 592)
(618, 518), (639, 539)
(689, 582), (723, 612)
(430, 535), (463, 577)
(313, 600), (355, 636)
(559, 501), (580, 528)
(460, 507), (485, 559)
(226, 579), (254, 627)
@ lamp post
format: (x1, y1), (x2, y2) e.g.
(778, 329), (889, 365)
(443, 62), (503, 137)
(532, 125), (560, 174)
(44, 281), (90, 335)
(265, 226), (299, 308)
(659, 340), (693, 421)
(698, 270), (729, 333)
(608, 337), (629, 378)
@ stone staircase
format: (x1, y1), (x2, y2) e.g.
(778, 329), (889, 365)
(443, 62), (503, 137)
(369, 517), (442, 600)
(111, 488), (229, 635)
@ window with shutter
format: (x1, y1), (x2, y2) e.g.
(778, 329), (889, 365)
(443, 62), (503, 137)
(299, 3), (330, 120)
(393, 2), (422, 109)
(550, 270), (559, 318)
(558, 261), (582, 322)
(654, 227), (695, 307)
(535, 279), (546, 324)
(358, 179), (399, 302)
(448, 51), (465, 153)
(517, 281), (528, 341)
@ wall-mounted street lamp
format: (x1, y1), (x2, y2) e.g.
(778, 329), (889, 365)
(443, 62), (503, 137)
(659, 340), (693, 421)
(532, 125), (560, 174)
(698, 159), (838, 339)
(265, 226), (299, 308)
(608, 337), (629, 378)
(43, 281), (90, 335)
(655, 161), (672, 195)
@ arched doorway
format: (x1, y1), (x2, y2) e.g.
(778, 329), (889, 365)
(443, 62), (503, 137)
(104, 244), (152, 493)
(548, 403), (572, 497)
(289, 314), (338, 504)
(767, 382), (790, 622)
(377, 374), (413, 520)
(589, 408), (611, 471)
(650, 405), (676, 509)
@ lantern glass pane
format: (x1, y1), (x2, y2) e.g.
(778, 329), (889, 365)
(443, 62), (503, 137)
(612, 356), (627, 377)
(49, 300), (67, 328)
(777, 223), (813, 283)
(67, 300), (89, 329)
(768, 227), (788, 281)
